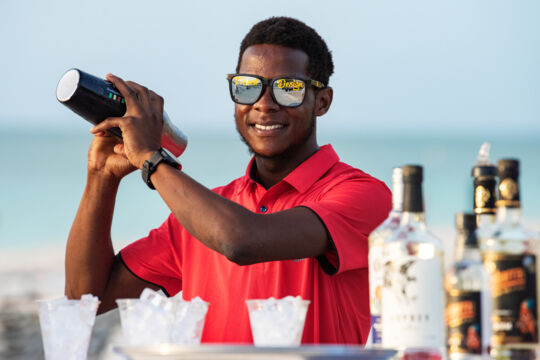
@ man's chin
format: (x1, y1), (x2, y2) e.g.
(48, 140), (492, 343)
(238, 136), (282, 159)
(247, 144), (301, 162)
(247, 146), (283, 160)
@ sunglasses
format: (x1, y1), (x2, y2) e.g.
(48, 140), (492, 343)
(226, 73), (325, 107)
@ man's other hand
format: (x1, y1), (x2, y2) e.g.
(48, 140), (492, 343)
(87, 133), (136, 180)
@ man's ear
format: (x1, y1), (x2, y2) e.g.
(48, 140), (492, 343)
(314, 87), (333, 117)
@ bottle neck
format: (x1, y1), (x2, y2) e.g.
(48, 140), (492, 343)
(388, 208), (402, 219)
(400, 211), (427, 230)
(496, 206), (522, 225)
(476, 213), (496, 228)
(456, 245), (482, 262)
(455, 231), (481, 261)
(392, 179), (403, 212)
(402, 181), (423, 213)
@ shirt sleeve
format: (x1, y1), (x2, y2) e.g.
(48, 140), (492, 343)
(300, 175), (391, 275)
(120, 213), (184, 296)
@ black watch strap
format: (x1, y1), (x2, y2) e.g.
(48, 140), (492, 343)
(141, 148), (182, 190)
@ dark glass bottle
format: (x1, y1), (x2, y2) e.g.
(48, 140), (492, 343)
(446, 213), (490, 359)
(482, 159), (538, 360)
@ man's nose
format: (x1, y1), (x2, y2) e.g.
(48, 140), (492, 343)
(254, 86), (280, 111)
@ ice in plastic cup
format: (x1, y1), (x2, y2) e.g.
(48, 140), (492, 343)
(246, 296), (310, 346)
(116, 298), (173, 345)
(38, 295), (100, 360)
(170, 296), (209, 344)
(116, 288), (209, 345)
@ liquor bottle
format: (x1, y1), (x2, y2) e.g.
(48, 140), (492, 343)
(381, 165), (445, 358)
(482, 159), (538, 359)
(472, 143), (497, 244)
(446, 213), (490, 359)
(368, 167), (403, 346)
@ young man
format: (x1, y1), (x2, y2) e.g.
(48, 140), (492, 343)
(65, 17), (391, 344)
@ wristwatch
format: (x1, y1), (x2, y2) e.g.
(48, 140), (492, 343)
(141, 148), (182, 190)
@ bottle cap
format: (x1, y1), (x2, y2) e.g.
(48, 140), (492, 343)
(497, 159), (519, 180)
(402, 165), (423, 183)
(472, 165), (497, 178)
(401, 165), (423, 213)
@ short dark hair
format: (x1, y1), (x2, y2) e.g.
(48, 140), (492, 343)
(236, 17), (334, 86)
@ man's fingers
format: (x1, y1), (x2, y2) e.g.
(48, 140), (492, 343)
(126, 81), (152, 109)
(105, 74), (163, 119)
(90, 117), (123, 134)
(149, 90), (165, 117)
(113, 143), (125, 155)
(106, 74), (138, 106)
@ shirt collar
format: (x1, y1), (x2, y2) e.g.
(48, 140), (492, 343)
(238, 145), (339, 195)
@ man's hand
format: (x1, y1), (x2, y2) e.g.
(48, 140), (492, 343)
(90, 74), (164, 170)
(87, 134), (136, 180)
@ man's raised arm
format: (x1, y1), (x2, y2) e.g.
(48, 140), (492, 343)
(65, 135), (158, 314)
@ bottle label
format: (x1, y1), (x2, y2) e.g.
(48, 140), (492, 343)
(474, 179), (496, 214)
(371, 314), (382, 344)
(496, 178), (521, 208)
(446, 291), (483, 354)
(483, 253), (537, 345)
(382, 257), (444, 348)
(369, 240), (384, 344)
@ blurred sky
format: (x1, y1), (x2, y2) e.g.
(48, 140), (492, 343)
(0, 0), (539, 138)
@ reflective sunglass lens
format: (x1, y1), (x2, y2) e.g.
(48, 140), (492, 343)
(273, 78), (306, 107)
(231, 76), (262, 104)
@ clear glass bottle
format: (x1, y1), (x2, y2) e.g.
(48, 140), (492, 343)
(446, 213), (491, 360)
(472, 143), (497, 244)
(382, 165), (445, 359)
(482, 159), (538, 360)
(368, 167), (403, 346)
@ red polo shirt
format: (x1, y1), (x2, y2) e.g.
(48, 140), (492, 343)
(120, 144), (391, 344)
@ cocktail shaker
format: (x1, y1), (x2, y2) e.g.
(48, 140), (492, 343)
(56, 68), (187, 157)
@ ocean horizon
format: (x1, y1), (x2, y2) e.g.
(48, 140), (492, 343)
(1, 126), (539, 254)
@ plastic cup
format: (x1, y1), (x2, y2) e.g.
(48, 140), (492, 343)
(116, 296), (209, 345)
(170, 297), (209, 344)
(246, 297), (310, 346)
(116, 298), (172, 345)
(38, 297), (100, 360)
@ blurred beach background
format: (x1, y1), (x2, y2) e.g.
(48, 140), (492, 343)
(1, 0), (539, 358)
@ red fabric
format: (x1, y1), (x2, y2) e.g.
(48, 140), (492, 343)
(120, 144), (391, 344)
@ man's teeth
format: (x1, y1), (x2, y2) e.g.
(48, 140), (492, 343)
(254, 124), (284, 130)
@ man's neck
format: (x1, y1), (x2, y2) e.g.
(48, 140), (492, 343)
(253, 143), (320, 189)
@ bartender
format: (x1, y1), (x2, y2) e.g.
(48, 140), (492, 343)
(64, 16), (391, 344)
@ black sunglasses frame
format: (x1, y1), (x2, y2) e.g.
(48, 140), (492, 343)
(226, 73), (325, 108)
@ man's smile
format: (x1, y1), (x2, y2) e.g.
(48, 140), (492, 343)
(249, 121), (288, 136)
(254, 124), (285, 131)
